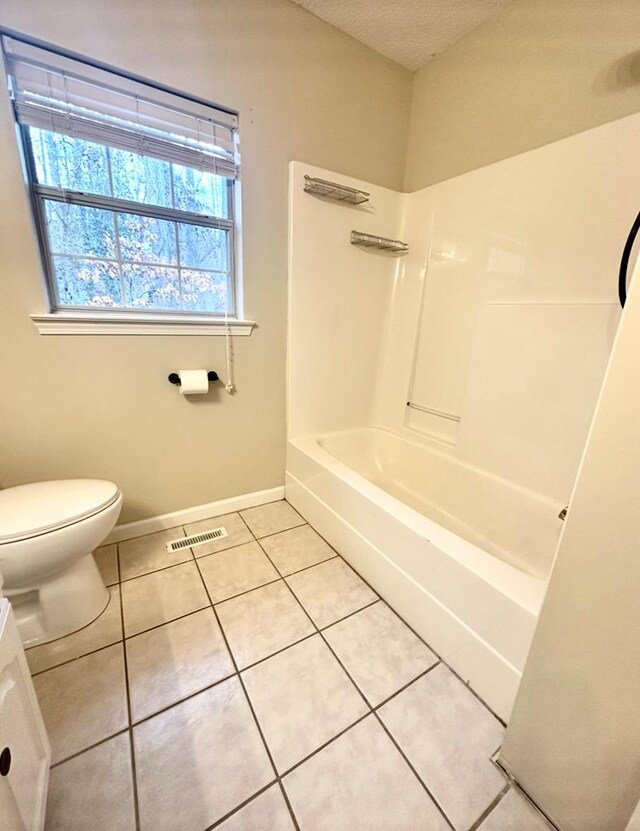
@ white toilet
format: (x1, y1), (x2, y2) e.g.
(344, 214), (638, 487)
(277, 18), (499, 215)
(0, 480), (122, 647)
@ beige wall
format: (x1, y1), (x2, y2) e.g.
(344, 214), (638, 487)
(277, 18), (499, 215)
(0, 0), (411, 522)
(405, 0), (640, 189)
(499, 258), (640, 829)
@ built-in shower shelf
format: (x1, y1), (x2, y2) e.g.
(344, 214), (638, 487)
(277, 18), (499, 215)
(351, 230), (409, 254)
(303, 175), (370, 205)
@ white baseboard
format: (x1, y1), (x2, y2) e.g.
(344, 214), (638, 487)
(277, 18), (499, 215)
(106, 485), (285, 544)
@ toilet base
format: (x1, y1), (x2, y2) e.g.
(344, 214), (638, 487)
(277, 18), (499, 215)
(5, 553), (109, 648)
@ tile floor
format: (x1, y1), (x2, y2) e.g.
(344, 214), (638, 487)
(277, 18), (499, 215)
(29, 500), (553, 831)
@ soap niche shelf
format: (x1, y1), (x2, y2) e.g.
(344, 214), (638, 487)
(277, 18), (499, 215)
(350, 230), (409, 254)
(303, 175), (370, 205)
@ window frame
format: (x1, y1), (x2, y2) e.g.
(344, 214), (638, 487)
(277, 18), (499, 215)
(20, 123), (239, 319)
(0, 29), (253, 333)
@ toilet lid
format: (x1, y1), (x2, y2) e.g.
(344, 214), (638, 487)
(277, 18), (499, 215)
(0, 480), (120, 544)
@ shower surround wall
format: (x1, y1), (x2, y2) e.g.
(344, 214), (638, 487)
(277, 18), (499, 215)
(287, 170), (404, 439)
(374, 112), (640, 502)
(287, 111), (640, 715)
(290, 110), (640, 532)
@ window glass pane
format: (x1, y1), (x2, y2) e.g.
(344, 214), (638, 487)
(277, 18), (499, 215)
(122, 263), (180, 309)
(116, 213), (177, 265)
(28, 132), (235, 315)
(44, 201), (116, 259)
(53, 256), (121, 307)
(178, 224), (228, 271)
(110, 148), (172, 209)
(28, 127), (111, 196)
(181, 270), (229, 313)
(172, 165), (228, 217)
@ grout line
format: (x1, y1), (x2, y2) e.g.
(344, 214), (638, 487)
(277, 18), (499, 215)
(116, 520), (322, 594)
(249, 519), (308, 542)
(49, 727), (131, 769)
(492, 759), (561, 831)
(206, 556), (348, 612)
(234, 511), (258, 537)
(255, 532), (455, 831)
(172, 551), (338, 598)
(30, 637), (122, 677)
(130, 671), (237, 728)
(111, 512), (312, 572)
(127, 730), (141, 831)
(49, 603), (443, 827)
(467, 783), (511, 831)
(208, 576), (283, 607)
(122, 596), (207, 632)
(113, 521), (189, 547)
(372, 710), (456, 831)
(319, 597), (380, 630)
(191, 537), (259, 561)
(254, 537), (378, 626)
(216, 637), (279, 776)
(115, 540), (122, 583)
(442, 662), (507, 729)
(278, 553), (339, 579)
(212, 578), (288, 609)
(372, 661), (441, 711)
(255, 539), (386, 640)
(184, 529), (198, 563)
(239, 631), (317, 673)
(30, 587), (375, 682)
(118, 555), (196, 585)
(277, 780), (301, 831)
(321, 621), (455, 829)
(320, 619), (456, 830)
(276, 711), (371, 779)
(283, 512), (514, 814)
(117, 568), (141, 831)
(124, 602), (211, 640)
(95, 543), (353, 662)
(45, 639), (443, 814)
(191, 550), (302, 831)
(212, 577), (380, 652)
(317, 598), (380, 631)
(297, 520), (509, 728)
(256, 533), (457, 830)
(47, 507), (507, 829)
(215, 627), (302, 831)
(203, 778), (279, 830)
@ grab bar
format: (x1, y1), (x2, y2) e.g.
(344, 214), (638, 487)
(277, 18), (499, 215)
(406, 401), (461, 423)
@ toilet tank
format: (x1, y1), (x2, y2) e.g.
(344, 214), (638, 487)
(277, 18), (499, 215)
(0, 598), (50, 830)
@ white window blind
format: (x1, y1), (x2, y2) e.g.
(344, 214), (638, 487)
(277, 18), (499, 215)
(2, 35), (239, 179)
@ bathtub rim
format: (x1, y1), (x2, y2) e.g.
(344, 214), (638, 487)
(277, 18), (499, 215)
(289, 427), (548, 617)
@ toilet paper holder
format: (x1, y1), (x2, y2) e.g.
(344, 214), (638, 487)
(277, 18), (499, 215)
(168, 371), (219, 386)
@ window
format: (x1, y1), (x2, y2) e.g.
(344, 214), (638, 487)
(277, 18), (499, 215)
(2, 35), (242, 321)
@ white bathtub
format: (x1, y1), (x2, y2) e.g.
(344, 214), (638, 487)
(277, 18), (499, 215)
(286, 426), (558, 720)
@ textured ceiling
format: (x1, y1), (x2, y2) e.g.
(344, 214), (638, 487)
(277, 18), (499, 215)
(290, 0), (514, 71)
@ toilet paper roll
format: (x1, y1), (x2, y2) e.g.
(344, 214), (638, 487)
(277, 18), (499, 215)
(178, 370), (209, 395)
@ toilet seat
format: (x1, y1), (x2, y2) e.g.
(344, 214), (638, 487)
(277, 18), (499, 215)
(0, 480), (120, 545)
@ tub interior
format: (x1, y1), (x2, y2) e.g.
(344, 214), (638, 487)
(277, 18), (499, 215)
(317, 427), (561, 580)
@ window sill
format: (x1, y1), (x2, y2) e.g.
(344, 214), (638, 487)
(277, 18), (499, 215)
(30, 312), (256, 336)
